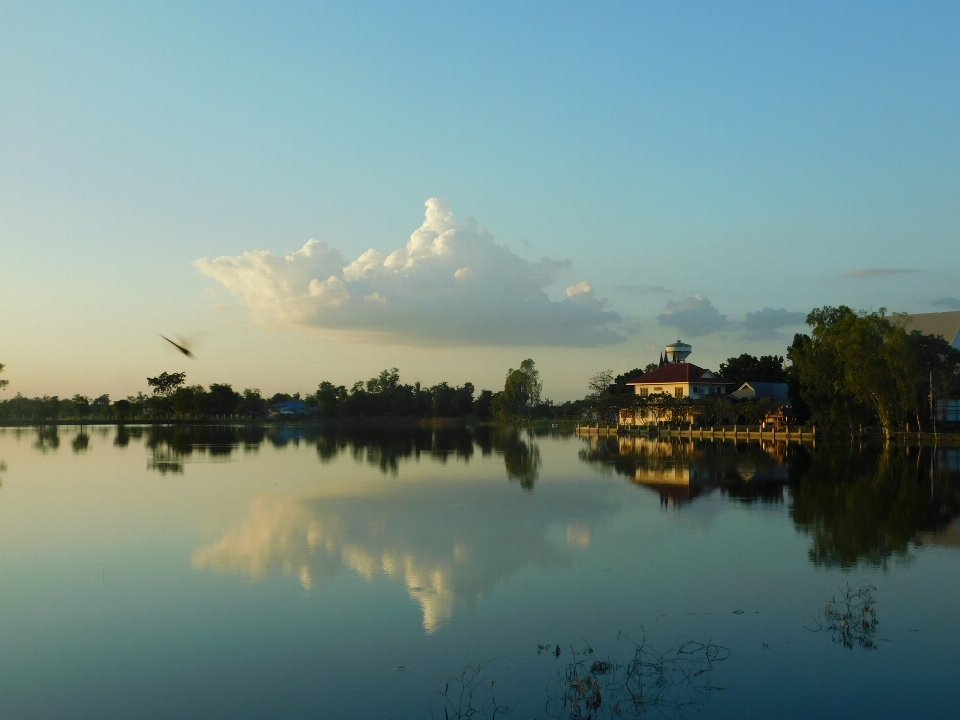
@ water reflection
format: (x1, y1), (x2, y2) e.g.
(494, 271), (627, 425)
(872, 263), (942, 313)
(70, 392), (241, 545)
(144, 425), (264, 474)
(792, 445), (960, 568)
(16, 423), (960, 574)
(579, 436), (791, 507)
(136, 423), (543, 481)
(71, 428), (90, 454)
(579, 436), (960, 568)
(33, 425), (60, 452)
(193, 481), (617, 633)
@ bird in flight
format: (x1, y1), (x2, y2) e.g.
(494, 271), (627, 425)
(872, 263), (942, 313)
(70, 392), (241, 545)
(160, 335), (194, 358)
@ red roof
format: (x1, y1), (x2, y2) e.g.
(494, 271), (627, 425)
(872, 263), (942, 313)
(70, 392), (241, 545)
(625, 363), (732, 385)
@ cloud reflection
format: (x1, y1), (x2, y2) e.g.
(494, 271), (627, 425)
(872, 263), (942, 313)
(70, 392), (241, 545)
(194, 482), (617, 633)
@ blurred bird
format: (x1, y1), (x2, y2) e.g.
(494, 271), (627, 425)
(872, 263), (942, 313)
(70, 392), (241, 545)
(160, 335), (194, 358)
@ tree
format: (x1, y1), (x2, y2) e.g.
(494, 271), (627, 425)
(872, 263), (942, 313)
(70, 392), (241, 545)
(92, 394), (110, 418)
(474, 389), (494, 420)
(588, 370), (614, 395)
(171, 385), (206, 419)
(0, 362), (8, 392)
(313, 382), (345, 417)
(241, 388), (268, 417)
(585, 370), (617, 423)
(719, 354), (788, 386)
(207, 383), (241, 415)
(498, 359), (543, 421)
(496, 360), (543, 421)
(147, 371), (186, 397)
(71, 394), (91, 421)
(789, 307), (923, 438)
(113, 399), (131, 421)
(520, 359), (543, 410)
(612, 368), (645, 394)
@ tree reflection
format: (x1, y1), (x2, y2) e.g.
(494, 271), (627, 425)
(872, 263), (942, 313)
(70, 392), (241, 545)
(577, 436), (960, 568)
(129, 422), (546, 489)
(791, 445), (960, 568)
(113, 424), (130, 447)
(33, 425), (60, 452)
(496, 427), (541, 490)
(71, 428), (90, 454)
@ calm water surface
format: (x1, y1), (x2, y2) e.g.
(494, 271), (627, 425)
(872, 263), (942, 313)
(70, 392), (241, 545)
(1, 425), (959, 719)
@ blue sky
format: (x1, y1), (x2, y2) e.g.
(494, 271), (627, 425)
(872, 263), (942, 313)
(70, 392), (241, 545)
(2, 1), (959, 400)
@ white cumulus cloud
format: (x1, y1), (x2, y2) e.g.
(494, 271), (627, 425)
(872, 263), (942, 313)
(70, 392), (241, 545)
(196, 199), (625, 346)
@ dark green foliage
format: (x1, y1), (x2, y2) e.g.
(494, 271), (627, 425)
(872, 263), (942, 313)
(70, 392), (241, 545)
(206, 384), (242, 415)
(240, 389), (267, 416)
(71, 395), (91, 420)
(473, 390), (494, 421)
(112, 399), (131, 421)
(146, 371), (186, 396)
(718, 354), (788, 385)
(612, 368), (645, 394)
(308, 370), (486, 420)
(786, 306), (955, 436)
(495, 360), (543, 422)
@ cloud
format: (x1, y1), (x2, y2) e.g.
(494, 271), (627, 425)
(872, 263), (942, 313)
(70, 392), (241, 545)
(617, 284), (671, 295)
(657, 295), (729, 337)
(565, 281), (609, 310)
(197, 199), (624, 347)
(741, 307), (807, 340)
(932, 297), (960, 310)
(842, 268), (917, 279)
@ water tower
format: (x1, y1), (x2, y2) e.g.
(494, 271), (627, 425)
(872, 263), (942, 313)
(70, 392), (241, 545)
(664, 340), (692, 363)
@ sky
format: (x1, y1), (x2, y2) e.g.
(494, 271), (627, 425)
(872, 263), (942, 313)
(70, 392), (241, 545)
(2, 0), (959, 401)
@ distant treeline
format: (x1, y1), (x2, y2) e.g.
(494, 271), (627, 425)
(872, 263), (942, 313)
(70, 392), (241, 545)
(0, 361), (580, 423)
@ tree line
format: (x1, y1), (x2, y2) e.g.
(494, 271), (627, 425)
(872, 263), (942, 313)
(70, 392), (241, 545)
(0, 359), (575, 423)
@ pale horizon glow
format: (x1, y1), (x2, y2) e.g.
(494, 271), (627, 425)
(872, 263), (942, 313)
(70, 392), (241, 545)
(2, 1), (959, 401)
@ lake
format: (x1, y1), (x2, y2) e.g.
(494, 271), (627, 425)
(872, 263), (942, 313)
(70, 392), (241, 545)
(1, 424), (959, 719)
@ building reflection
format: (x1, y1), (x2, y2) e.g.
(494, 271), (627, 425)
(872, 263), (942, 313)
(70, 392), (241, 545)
(579, 436), (790, 508)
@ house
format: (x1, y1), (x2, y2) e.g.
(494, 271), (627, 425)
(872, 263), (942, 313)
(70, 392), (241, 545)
(619, 341), (735, 425)
(729, 382), (790, 404)
(899, 311), (960, 350)
(899, 311), (960, 422)
(268, 400), (312, 417)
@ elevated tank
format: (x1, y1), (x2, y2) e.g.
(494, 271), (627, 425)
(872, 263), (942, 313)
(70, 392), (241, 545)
(665, 340), (692, 363)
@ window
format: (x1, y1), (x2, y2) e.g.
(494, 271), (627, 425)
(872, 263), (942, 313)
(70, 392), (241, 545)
(674, 387), (683, 398)
(638, 387), (648, 397)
